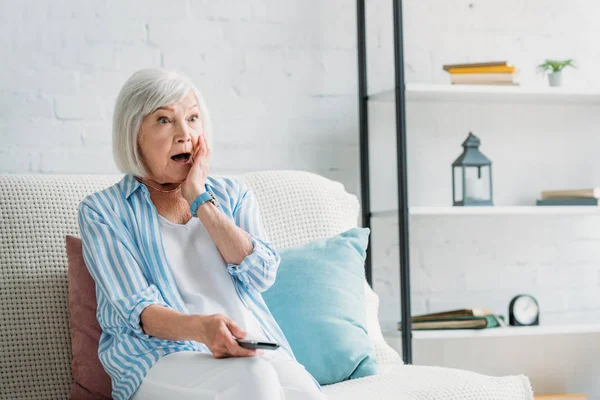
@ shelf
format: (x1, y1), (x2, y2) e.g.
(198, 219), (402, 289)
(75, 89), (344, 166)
(368, 83), (600, 104)
(383, 323), (600, 340)
(371, 206), (600, 218)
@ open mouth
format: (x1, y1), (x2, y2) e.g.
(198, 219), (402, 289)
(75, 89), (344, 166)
(170, 152), (191, 164)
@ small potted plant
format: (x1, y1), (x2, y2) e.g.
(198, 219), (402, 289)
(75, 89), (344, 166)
(536, 59), (577, 87)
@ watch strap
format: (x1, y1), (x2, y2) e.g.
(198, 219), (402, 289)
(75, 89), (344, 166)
(190, 190), (217, 216)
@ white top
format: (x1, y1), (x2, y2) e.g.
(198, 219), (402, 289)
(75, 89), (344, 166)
(158, 214), (290, 361)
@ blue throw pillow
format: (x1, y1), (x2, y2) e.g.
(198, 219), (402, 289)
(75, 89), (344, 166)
(262, 227), (378, 385)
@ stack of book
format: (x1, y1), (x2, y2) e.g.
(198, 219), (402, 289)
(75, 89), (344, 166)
(536, 188), (600, 206)
(442, 61), (519, 85)
(398, 308), (506, 331)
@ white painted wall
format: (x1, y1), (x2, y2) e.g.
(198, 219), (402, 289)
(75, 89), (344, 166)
(2, 0), (599, 387)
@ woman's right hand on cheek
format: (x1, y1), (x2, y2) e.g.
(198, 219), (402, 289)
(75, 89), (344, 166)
(192, 314), (263, 358)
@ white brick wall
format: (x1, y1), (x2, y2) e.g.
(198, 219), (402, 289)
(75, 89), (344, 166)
(373, 214), (600, 332)
(368, 0), (600, 92)
(1, 0), (598, 337)
(0, 0), (359, 188)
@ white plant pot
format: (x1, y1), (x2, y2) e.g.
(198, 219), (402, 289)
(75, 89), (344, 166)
(548, 71), (562, 87)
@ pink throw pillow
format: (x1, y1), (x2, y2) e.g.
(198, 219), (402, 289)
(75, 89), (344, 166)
(66, 235), (112, 399)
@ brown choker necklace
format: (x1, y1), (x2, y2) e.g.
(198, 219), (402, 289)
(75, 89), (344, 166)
(135, 176), (182, 193)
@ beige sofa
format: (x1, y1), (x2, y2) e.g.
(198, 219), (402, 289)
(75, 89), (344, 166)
(0, 170), (534, 399)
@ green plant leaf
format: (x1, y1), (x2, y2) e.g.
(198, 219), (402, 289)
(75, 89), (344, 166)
(536, 58), (577, 74)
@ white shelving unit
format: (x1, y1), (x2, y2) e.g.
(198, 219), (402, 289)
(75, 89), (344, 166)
(369, 83), (600, 104)
(383, 323), (600, 340)
(369, 83), (600, 393)
(372, 206), (600, 218)
(367, 82), (600, 214)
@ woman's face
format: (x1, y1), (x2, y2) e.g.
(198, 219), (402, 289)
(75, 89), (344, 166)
(138, 91), (202, 185)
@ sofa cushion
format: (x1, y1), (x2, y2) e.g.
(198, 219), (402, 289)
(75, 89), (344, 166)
(66, 235), (112, 399)
(262, 227), (378, 385)
(322, 364), (533, 400)
(363, 281), (403, 366)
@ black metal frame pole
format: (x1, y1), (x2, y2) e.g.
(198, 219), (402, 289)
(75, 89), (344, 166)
(392, 0), (413, 364)
(357, 0), (412, 363)
(356, 0), (372, 287)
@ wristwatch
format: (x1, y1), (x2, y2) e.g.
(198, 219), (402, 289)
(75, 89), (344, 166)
(190, 190), (217, 216)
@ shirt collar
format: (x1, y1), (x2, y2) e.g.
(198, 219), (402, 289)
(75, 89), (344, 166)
(119, 174), (215, 199)
(119, 174), (141, 199)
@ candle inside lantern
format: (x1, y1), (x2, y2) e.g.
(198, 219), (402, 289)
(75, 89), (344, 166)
(465, 177), (486, 200)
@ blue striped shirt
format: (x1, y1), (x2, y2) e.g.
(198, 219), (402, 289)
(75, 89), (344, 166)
(77, 173), (322, 400)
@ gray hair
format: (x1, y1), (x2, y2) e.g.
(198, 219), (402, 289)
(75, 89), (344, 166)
(112, 68), (213, 177)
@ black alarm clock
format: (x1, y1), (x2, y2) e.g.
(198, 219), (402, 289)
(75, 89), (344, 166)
(508, 294), (539, 326)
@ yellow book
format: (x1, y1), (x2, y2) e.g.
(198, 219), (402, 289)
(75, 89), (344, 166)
(534, 394), (587, 400)
(449, 65), (516, 74)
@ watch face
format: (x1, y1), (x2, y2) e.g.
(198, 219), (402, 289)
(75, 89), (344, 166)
(513, 296), (539, 325)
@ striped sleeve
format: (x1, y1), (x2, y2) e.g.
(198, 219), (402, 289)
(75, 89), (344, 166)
(77, 198), (170, 340)
(225, 180), (281, 293)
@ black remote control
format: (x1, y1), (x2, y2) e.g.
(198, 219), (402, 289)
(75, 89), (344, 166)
(235, 338), (280, 350)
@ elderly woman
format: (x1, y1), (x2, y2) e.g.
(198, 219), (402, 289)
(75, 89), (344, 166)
(77, 68), (327, 400)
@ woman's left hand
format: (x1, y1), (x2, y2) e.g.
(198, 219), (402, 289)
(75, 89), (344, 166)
(182, 133), (211, 205)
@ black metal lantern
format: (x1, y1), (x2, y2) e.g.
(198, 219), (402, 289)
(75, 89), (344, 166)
(452, 132), (493, 206)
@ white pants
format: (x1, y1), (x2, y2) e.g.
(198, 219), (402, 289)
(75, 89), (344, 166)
(130, 351), (328, 400)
